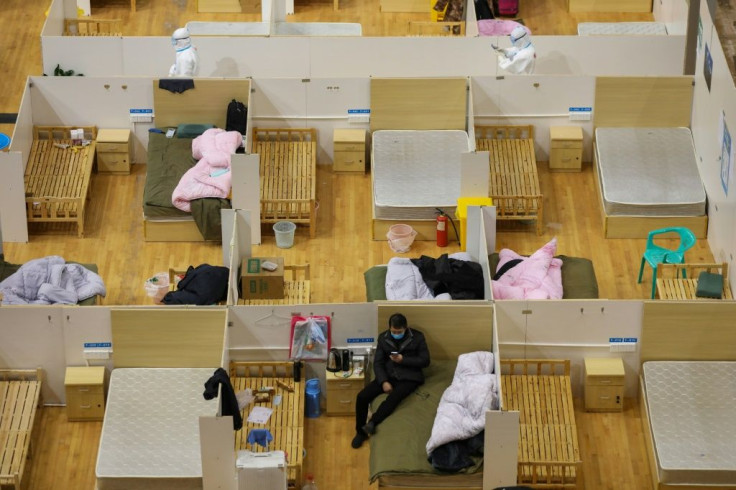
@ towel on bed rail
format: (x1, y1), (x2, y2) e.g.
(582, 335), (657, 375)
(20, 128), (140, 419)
(172, 128), (243, 212)
(426, 351), (498, 471)
(0, 255), (106, 305)
(491, 237), (563, 300)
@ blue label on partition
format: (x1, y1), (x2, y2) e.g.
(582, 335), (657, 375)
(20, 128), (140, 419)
(84, 342), (112, 348)
(347, 337), (374, 343)
(569, 107), (592, 112)
(347, 109), (370, 114)
(129, 108), (153, 114)
(623, 338), (638, 343)
(609, 337), (623, 343)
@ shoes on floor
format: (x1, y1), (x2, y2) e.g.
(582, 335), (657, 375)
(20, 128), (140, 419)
(351, 431), (367, 449)
(362, 420), (376, 436)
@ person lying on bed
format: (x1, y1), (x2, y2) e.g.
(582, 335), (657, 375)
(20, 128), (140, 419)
(352, 313), (431, 449)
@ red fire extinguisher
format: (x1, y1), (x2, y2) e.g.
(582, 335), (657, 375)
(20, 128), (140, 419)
(436, 211), (448, 247)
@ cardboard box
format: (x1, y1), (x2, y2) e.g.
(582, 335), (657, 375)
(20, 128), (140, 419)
(241, 257), (284, 300)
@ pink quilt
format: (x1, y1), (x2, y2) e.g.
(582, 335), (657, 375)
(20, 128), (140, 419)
(491, 238), (563, 300)
(172, 128), (243, 212)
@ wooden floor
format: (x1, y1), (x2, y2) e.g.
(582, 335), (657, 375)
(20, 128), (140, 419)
(0, 1), (706, 489)
(28, 396), (652, 489)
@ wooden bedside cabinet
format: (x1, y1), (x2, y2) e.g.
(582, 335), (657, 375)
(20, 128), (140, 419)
(333, 128), (366, 174)
(326, 368), (364, 415)
(549, 126), (583, 172)
(65, 366), (106, 421)
(97, 128), (132, 175)
(584, 358), (625, 412)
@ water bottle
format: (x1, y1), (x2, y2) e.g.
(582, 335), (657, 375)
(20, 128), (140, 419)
(303, 473), (318, 490)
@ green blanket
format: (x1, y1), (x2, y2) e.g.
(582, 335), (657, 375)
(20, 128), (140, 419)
(143, 133), (196, 218)
(368, 359), (483, 482)
(365, 254), (599, 301)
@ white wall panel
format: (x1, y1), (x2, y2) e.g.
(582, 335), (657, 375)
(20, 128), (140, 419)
(42, 36), (123, 77)
(0, 307), (67, 404)
(534, 36), (686, 75)
(472, 75), (596, 161)
(690, 0), (736, 287)
(495, 300), (643, 397)
(0, 151), (28, 243)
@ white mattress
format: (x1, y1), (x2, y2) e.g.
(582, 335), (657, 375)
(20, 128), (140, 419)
(595, 128), (706, 216)
(643, 361), (736, 485)
(372, 130), (469, 220)
(578, 22), (667, 35)
(96, 368), (217, 490)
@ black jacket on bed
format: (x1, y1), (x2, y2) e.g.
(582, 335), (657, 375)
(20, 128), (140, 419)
(161, 264), (229, 305)
(203, 367), (243, 431)
(411, 254), (484, 300)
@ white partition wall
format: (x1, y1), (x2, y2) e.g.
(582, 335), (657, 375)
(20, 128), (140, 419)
(471, 75), (596, 162)
(495, 300), (644, 397)
(690, 0), (736, 287)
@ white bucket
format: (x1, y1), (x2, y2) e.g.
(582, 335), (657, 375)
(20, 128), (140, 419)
(274, 221), (296, 248)
(387, 224), (417, 253)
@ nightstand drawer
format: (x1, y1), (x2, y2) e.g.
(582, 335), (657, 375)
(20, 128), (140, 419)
(585, 385), (623, 411)
(97, 141), (130, 153)
(98, 152), (130, 172)
(66, 392), (105, 421)
(550, 148), (581, 170)
(333, 151), (365, 172)
(66, 383), (104, 395)
(551, 139), (582, 150)
(326, 388), (360, 414)
(334, 142), (365, 152)
(586, 374), (624, 386)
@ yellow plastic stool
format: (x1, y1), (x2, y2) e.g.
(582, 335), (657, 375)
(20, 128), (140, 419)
(456, 197), (493, 249)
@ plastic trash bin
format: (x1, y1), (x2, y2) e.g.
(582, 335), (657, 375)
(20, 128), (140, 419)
(305, 378), (321, 418)
(456, 197), (493, 250)
(387, 224), (417, 253)
(273, 221), (296, 249)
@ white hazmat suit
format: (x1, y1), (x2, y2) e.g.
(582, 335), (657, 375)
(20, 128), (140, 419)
(169, 27), (199, 77)
(495, 26), (536, 75)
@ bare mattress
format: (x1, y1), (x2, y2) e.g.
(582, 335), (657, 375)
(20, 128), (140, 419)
(578, 22), (667, 35)
(372, 130), (469, 220)
(595, 128), (706, 216)
(96, 368), (217, 490)
(642, 361), (736, 485)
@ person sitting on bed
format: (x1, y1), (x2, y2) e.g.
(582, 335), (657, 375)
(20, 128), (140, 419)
(352, 313), (431, 449)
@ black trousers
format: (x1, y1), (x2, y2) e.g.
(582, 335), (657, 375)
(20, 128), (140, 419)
(355, 378), (419, 433)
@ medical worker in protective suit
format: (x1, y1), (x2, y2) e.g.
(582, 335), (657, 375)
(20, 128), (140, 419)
(169, 27), (199, 77)
(493, 25), (536, 75)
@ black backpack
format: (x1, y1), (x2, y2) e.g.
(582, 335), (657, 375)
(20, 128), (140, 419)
(226, 99), (247, 134)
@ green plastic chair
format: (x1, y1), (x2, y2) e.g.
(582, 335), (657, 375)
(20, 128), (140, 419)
(638, 227), (697, 299)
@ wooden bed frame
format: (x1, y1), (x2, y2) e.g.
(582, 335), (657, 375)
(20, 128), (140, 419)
(252, 128), (317, 238)
(475, 125), (543, 235)
(0, 368), (43, 490)
(656, 263), (733, 300)
(229, 361), (304, 488)
(64, 18), (122, 36)
(500, 359), (581, 489)
(239, 264), (311, 305)
(25, 126), (97, 237)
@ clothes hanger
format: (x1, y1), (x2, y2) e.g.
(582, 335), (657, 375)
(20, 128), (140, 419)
(253, 308), (292, 327)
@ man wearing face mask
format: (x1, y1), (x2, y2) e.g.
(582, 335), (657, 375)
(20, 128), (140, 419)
(352, 313), (431, 449)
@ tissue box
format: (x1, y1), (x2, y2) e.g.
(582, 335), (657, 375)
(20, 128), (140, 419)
(241, 257), (284, 300)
